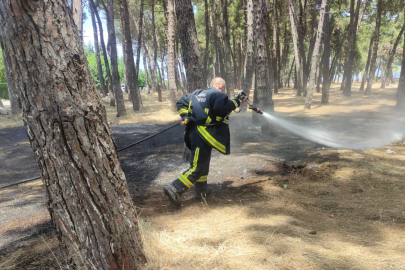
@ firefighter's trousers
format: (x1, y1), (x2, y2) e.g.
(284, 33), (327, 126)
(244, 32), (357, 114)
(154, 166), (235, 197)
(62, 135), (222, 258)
(172, 126), (212, 192)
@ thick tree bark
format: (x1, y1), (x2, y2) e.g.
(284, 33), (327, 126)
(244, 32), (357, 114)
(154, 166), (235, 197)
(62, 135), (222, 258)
(365, 0), (383, 95)
(168, 0), (178, 111)
(254, 0), (276, 135)
(321, 3), (330, 104)
(0, 1), (147, 269)
(71, 0), (83, 40)
(105, 0), (126, 116)
(91, 0), (115, 106)
(288, 0), (302, 94)
(89, 1), (107, 97)
(119, 0), (141, 110)
(175, 0), (204, 92)
(305, 0), (327, 109)
(343, 0), (361, 96)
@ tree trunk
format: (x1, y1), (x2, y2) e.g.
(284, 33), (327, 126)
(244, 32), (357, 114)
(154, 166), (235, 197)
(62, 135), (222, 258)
(343, 0), (362, 96)
(145, 45), (161, 101)
(160, 55), (166, 89)
(168, 0), (178, 111)
(329, 33), (345, 88)
(143, 54), (151, 94)
(132, 0), (144, 108)
(288, 0), (303, 95)
(91, 0), (115, 106)
(0, 1), (147, 269)
(242, 0), (255, 101)
(382, 24), (405, 88)
(297, 1), (307, 96)
(209, 6), (220, 77)
(119, 0), (141, 111)
(175, 0), (204, 92)
(1, 44), (21, 114)
(178, 56), (187, 93)
(287, 58), (295, 87)
(71, 0), (83, 40)
(360, 25), (375, 92)
(356, 0), (369, 34)
(89, 1), (107, 97)
(237, 40), (243, 89)
(396, 13), (405, 108)
(305, 0), (328, 109)
(316, 53), (323, 93)
(106, 0), (126, 116)
(365, 0), (383, 95)
(254, 0), (276, 135)
(222, 0), (235, 96)
(213, 2), (226, 80)
(203, 0), (210, 86)
(321, 3), (330, 104)
(272, 0), (279, 94)
(151, 0), (163, 102)
(305, 2), (317, 92)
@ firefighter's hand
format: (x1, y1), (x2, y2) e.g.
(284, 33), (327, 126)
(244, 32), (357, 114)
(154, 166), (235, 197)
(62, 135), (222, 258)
(240, 97), (248, 104)
(180, 120), (186, 125)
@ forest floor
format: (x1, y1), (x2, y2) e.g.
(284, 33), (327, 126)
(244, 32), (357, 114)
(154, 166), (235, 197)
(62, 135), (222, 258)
(1, 82), (405, 269)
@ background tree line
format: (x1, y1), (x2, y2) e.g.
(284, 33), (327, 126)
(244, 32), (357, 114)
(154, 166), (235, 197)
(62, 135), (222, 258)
(3, 0), (405, 114)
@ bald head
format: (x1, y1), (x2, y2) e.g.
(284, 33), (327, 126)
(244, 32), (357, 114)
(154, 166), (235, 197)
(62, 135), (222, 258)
(210, 77), (226, 92)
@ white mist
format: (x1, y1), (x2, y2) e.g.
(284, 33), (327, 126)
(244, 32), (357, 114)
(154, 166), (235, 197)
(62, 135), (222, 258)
(262, 112), (404, 150)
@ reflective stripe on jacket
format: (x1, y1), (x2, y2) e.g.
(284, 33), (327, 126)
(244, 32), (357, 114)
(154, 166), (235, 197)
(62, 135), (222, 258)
(176, 87), (240, 155)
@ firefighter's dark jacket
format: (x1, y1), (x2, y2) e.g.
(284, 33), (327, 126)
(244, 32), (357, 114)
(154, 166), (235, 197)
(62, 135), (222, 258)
(177, 87), (241, 155)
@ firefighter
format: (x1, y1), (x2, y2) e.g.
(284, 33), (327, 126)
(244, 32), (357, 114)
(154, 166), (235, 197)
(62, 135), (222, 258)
(164, 77), (247, 206)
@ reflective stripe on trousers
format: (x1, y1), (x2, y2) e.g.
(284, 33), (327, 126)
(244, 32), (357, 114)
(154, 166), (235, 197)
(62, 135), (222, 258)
(176, 127), (212, 189)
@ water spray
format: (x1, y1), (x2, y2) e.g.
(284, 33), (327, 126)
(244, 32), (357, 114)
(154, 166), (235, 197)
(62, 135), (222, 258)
(234, 91), (404, 150)
(262, 112), (404, 150)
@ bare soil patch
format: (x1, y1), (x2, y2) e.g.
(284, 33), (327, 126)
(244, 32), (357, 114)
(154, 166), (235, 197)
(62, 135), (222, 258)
(1, 84), (405, 269)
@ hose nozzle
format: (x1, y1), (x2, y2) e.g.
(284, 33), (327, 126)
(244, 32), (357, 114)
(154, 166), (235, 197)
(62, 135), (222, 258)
(249, 106), (263, 114)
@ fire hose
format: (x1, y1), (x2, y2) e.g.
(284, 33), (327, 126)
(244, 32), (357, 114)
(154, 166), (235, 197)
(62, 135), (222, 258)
(1, 92), (262, 190)
(0, 122), (180, 190)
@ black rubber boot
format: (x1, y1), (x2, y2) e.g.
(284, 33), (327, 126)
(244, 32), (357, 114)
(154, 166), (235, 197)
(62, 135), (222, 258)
(194, 182), (212, 199)
(164, 184), (187, 207)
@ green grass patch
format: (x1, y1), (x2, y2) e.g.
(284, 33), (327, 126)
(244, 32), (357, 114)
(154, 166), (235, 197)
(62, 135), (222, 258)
(0, 83), (8, 99)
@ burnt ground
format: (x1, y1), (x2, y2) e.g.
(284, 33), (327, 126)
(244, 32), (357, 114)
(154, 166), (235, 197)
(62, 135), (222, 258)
(1, 106), (405, 269)
(0, 114), (322, 247)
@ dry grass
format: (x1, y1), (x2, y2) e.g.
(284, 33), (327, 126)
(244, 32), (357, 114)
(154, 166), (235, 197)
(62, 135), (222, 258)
(2, 83), (405, 269)
(137, 83), (405, 270)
